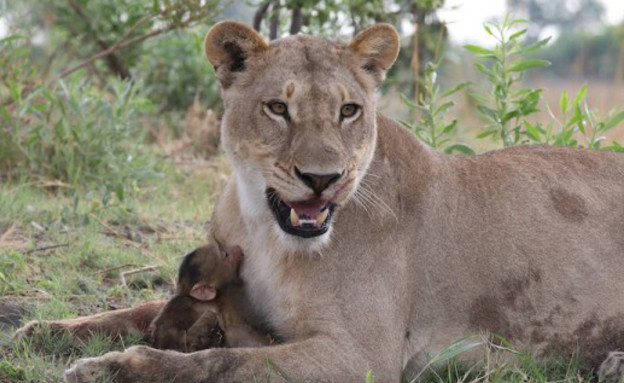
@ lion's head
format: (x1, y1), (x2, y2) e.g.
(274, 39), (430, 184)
(204, 22), (399, 251)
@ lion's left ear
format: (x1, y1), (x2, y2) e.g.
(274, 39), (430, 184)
(347, 24), (400, 86)
(204, 21), (269, 88)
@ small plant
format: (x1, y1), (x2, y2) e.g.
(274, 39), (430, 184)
(464, 15), (551, 147)
(0, 36), (159, 200)
(401, 62), (474, 155)
(523, 85), (624, 151)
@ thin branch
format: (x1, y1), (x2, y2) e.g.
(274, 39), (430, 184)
(120, 265), (158, 287)
(253, 0), (272, 32)
(95, 263), (138, 275)
(23, 243), (69, 255)
(59, 13), (206, 79)
(67, 0), (131, 79)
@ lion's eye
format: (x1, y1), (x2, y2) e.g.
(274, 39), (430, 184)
(340, 104), (360, 120)
(267, 101), (288, 116)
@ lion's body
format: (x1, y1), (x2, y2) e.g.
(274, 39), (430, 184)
(19, 22), (624, 383)
(223, 114), (624, 379)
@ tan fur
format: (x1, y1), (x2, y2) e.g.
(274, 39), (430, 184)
(17, 22), (624, 383)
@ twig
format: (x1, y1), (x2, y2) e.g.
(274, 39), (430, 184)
(253, 0), (273, 32)
(59, 13), (207, 79)
(0, 222), (17, 243)
(67, 0), (131, 79)
(120, 265), (158, 287)
(24, 243), (69, 255)
(95, 263), (138, 275)
(90, 213), (133, 242)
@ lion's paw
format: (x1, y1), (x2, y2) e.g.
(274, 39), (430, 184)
(13, 320), (67, 340)
(599, 351), (624, 383)
(64, 353), (120, 383)
(13, 320), (44, 339)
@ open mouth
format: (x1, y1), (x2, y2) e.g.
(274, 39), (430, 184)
(266, 188), (336, 238)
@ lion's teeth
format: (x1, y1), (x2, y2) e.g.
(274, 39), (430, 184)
(289, 209), (300, 226)
(315, 209), (329, 226)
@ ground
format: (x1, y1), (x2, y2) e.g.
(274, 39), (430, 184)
(0, 151), (230, 382)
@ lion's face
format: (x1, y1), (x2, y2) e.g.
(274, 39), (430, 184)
(205, 22), (399, 251)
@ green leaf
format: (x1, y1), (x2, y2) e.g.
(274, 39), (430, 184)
(508, 59), (551, 72)
(474, 63), (494, 77)
(483, 24), (494, 37)
(463, 44), (493, 54)
(115, 183), (125, 201)
(0, 105), (11, 124)
(604, 141), (624, 152)
(476, 129), (497, 139)
(518, 37), (551, 54)
(559, 90), (568, 114)
(603, 111), (624, 131)
(509, 18), (529, 26)
(509, 29), (528, 41)
(445, 143), (475, 155)
(441, 82), (471, 98)
(434, 101), (454, 115)
(574, 84), (587, 105)
(477, 105), (498, 120)
(400, 93), (418, 109)
(523, 121), (541, 142)
(399, 120), (415, 131)
(365, 370), (375, 383)
(442, 120), (458, 134)
(0, 34), (24, 44)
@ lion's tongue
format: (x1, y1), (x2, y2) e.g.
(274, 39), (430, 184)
(285, 199), (329, 227)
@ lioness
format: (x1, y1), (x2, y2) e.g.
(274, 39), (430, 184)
(17, 22), (624, 383)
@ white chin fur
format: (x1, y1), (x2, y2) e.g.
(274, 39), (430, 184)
(273, 222), (333, 254)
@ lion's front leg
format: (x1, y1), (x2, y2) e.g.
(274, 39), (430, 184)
(64, 336), (375, 383)
(64, 345), (205, 383)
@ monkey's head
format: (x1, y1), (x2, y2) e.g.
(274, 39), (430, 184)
(176, 243), (244, 301)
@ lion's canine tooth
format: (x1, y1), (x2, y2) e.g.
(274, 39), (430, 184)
(290, 209), (300, 226)
(315, 209), (329, 226)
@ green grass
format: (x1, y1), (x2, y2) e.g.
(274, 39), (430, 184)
(0, 155), (228, 383)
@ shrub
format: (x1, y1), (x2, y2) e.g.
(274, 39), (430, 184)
(0, 35), (158, 200)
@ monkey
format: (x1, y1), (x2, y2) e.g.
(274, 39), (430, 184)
(149, 243), (270, 352)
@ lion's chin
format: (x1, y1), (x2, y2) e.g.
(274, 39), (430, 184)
(273, 222), (334, 254)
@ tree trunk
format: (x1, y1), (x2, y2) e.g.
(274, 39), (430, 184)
(270, 0), (281, 40)
(290, 6), (302, 35)
(411, 19), (420, 102)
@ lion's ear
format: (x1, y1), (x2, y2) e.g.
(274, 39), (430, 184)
(347, 24), (400, 86)
(204, 21), (268, 88)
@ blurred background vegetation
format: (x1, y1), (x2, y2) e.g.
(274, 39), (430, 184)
(1, 0), (623, 196)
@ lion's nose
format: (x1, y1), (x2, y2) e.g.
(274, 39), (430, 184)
(294, 167), (342, 196)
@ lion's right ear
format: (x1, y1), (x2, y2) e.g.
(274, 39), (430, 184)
(204, 21), (268, 88)
(347, 24), (400, 87)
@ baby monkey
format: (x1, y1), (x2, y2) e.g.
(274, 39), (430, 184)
(150, 242), (269, 352)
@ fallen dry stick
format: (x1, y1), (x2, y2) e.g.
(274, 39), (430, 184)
(120, 265), (158, 287)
